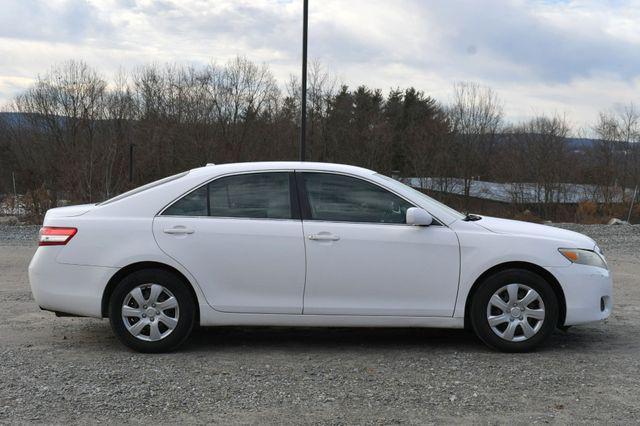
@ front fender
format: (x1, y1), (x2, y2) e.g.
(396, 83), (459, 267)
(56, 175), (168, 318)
(452, 228), (571, 318)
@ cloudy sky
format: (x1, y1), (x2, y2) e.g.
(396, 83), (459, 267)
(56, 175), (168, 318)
(0, 0), (639, 129)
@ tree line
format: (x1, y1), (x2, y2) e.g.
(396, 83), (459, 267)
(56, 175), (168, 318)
(0, 58), (638, 221)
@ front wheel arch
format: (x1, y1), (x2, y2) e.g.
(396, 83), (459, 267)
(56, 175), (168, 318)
(102, 261), (200, 325)
(463, 262), (566, 330)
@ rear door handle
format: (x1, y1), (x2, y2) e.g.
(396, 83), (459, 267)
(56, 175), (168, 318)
(164, 227), (195, 235)
(308, 233), (340, 241)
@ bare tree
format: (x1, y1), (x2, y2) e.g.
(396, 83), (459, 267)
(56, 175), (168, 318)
(504, 115), (571, 217)
(12, 60), (107, 202)
(102, 71), (136, 198)
(448, 82), (503, 208)
(617, 104), (640, 194)
(210, 57), (279, 161)
(591, 111), (625, 207)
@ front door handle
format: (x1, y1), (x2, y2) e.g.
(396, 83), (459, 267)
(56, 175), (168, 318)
(308, 233), (340, 241)
(164, 227), (195, 235)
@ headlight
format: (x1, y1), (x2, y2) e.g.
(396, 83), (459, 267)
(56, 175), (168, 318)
(558, 248), (608, 269)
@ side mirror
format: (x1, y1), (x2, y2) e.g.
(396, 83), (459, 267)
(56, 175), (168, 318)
(406, 207), (433, 226)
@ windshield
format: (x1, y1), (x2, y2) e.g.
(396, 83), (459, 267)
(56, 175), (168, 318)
(98, 171), (189, 206)
(375, 174), (466, 220)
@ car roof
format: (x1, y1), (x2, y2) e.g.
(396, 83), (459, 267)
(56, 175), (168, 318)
(187, 161), (377, 178)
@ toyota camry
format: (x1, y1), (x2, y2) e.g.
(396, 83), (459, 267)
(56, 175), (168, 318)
(29, 162), (612, 352)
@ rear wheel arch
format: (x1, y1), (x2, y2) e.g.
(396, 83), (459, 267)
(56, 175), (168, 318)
(463, 261), (566, 329)
(102, 261), (200, 324)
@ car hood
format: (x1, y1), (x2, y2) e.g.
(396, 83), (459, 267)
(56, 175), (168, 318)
(474, 216), (596, 249)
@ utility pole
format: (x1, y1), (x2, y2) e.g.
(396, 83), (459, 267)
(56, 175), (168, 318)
(299, 0), (308, 161)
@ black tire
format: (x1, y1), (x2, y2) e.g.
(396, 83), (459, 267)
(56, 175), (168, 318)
(109, 268), (196, 353)
(470, 269), (559, 352)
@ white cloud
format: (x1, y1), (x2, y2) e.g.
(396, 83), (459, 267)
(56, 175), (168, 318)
(0, 0), (638, 128)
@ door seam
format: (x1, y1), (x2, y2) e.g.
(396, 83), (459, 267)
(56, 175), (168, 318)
(301, 220), (308, 314)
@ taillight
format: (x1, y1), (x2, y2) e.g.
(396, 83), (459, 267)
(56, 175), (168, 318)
(39, 227), (77, 246)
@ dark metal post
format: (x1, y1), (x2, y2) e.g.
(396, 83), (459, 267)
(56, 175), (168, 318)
(299, 0), (308, 161)
(12, 171), (18, 215)
(628, 185), (638, 223)
(129, 143), (134, 183)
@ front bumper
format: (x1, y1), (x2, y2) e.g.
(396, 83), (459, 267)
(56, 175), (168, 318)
(546, 264), (613, 326)
(29, 247), (117, 318)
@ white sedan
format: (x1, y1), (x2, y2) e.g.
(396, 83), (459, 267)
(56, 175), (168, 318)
(29, 162), (612, 352)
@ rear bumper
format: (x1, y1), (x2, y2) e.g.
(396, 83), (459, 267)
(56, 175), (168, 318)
(29, 247), (117, 318)
(547, 264), (613, 326)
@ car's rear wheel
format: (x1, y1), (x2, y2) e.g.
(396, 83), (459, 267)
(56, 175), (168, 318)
(470, 269), (559, 352)
(109, 268), (195, 353)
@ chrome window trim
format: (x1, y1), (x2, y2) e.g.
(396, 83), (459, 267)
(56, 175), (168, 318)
(158, 215), (300, 223)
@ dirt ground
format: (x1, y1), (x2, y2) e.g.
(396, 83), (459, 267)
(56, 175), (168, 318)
(1, 226), (639, 424)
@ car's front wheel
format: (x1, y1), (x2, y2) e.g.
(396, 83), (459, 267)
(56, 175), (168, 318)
(470, 269), (559, 352)
(109, 268), (196, 353)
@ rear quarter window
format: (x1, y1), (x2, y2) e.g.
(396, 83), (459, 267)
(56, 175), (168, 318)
(99, 171), (189, 206)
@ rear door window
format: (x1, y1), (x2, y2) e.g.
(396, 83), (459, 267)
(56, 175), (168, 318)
(162, 172), (294, 219)
(208, 172), (292, 219)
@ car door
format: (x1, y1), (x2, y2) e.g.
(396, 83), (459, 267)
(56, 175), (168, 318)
(153, 172), (306, 314)
(299, 172), (460, 317)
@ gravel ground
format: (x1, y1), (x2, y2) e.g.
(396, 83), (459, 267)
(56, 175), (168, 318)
(0, 224), (40, 246)
(0, 223), (639, 424)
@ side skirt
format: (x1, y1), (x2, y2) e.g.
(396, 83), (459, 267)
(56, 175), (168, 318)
(199, 304), (464, 328)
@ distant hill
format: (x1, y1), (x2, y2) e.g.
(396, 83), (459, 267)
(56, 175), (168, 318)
(0, 112), (67, 129)
(565, 138), (598, 150)
(0, 112), (29, 127)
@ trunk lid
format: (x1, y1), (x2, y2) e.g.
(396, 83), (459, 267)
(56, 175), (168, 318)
(44, 204), (95, 219)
